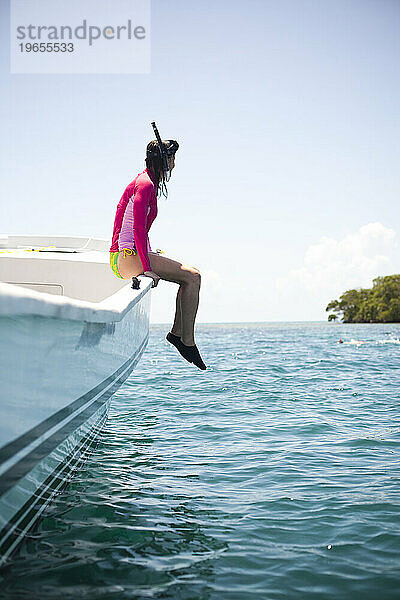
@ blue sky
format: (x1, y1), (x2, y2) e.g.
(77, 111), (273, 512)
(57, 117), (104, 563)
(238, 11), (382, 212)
(1, 0), (399, 323)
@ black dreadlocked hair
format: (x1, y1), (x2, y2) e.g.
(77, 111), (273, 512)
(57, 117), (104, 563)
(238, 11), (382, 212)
(145, 139), (179, 199)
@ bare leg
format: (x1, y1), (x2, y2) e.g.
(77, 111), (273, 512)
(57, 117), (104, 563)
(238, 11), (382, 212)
(179, 276), (201, 345)
(148, 253), (201, 346)
(171, 286), (183, 337)
(148, 253), (206, 370)
(115, 251), (202, 349)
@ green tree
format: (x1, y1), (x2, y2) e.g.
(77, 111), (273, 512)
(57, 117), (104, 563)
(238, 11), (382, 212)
(326, 274), (400, 323)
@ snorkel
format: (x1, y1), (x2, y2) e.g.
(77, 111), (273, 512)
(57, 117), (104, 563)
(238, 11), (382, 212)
(150, 121), (179, 182)
(151, 121), (169, 177)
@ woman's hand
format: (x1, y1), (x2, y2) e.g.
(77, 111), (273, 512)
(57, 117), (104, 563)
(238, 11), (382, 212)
(143, 270), (160, 288)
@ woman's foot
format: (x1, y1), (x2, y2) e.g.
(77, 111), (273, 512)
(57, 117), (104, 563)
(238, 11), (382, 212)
(166, 332), (181, 350)
(166, 332), (207, 370)
(181, 342), (207, 370)
(166, 332), (186, 360)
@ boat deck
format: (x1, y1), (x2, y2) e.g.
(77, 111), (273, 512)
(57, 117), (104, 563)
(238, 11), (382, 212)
(0, 236), (125, 302)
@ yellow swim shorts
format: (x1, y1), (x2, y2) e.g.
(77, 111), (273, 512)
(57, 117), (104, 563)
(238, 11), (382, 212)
(109, 249), (137, 279)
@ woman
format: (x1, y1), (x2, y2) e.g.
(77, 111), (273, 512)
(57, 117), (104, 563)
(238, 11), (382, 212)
(109, 137), (206, 370)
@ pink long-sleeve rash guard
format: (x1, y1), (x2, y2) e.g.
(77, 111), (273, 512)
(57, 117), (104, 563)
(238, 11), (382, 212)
(110, 168), (158, 273)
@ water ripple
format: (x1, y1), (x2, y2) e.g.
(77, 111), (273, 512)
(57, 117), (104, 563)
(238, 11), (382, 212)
(1, 322), (400, 599)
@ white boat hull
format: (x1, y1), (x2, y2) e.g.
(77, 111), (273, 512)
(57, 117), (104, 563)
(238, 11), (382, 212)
(0, 236), (152, 565)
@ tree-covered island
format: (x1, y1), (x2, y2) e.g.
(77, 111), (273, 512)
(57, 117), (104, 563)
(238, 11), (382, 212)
(326, 274), (400, 323)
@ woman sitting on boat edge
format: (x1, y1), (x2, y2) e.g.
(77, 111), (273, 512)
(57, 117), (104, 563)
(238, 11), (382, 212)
(109, 127), (206, 371)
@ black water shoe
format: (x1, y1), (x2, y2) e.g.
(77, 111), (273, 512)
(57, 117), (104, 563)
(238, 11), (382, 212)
(166, 333), (207, 370)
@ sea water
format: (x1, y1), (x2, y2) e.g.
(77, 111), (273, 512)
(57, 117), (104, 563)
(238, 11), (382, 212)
(1, 322), (400, 599)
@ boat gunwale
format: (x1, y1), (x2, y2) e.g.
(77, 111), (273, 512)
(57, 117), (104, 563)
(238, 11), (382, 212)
(0, 277), (152, 323)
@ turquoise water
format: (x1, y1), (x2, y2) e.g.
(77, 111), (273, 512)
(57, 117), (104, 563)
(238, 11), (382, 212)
(1, 322), (400, 599)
